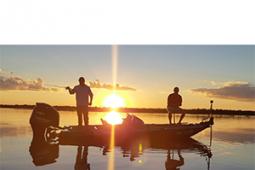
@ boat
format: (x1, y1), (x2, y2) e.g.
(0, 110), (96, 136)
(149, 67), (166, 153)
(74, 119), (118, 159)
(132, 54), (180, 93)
(30, 103), (214, 145)
(30, 126), (212, 166)
(30, 103), (213, 168)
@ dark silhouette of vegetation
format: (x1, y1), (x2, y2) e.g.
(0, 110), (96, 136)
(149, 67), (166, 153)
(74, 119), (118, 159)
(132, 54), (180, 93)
(0, 104), (254, 116)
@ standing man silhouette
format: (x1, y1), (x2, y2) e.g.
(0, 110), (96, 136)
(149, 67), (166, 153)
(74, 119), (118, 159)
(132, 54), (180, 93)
(66, 77), (93, 126)
(167, 87), (185, 124)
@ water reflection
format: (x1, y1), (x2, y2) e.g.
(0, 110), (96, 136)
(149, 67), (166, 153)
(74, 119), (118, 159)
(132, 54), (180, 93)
(75, 146), (90, 170)
(30, 130), (212, 170)
(118, 137), (211, 170)
(1, 109), (255, 170)
(212, 129), (255, 144)
(29, 131), (59, 166)
(196, 127), (255, 144)
(0, 126), (31, 137)
(165, 150), (184, 170)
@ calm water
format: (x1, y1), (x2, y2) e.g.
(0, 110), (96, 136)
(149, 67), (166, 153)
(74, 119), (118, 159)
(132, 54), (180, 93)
(0, 108), (254, 170)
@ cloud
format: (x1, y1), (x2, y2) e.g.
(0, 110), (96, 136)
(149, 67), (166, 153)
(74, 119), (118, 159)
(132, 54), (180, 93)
(192, 82), (255, 102)
(89, 80), (136, 91)
(0, 75), (58, 91)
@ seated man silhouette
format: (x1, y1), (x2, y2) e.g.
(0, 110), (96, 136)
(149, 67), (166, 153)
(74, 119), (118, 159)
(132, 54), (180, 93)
(167, 87), (185, 124)
(165, 150), (184, 170)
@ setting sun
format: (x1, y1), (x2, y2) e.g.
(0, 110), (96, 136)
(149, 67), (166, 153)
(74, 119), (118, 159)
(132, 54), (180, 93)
(103, 93), (125, 108)
(104, 111), (123, 125)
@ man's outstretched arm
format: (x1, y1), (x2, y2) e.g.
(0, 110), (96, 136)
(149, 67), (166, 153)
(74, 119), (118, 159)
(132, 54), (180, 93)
(66, 86), (75, 94)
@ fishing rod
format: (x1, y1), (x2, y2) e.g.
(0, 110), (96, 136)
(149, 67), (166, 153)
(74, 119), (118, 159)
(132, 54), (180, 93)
(45, 84), (67, 89)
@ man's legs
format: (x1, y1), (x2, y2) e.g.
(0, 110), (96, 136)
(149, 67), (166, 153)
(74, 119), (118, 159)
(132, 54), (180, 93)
(82, 107), (89, 126)
(77, 108), (83, 126)
(168, 113), (172, 124)
(178, 108), (185, 124)
(83, 112), (89, 126)
(167, 107), (173, 124)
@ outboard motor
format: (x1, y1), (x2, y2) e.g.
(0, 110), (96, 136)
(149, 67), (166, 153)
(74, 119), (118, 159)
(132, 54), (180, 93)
(30, 103), (59, 140)
(29, 103), (59, 166)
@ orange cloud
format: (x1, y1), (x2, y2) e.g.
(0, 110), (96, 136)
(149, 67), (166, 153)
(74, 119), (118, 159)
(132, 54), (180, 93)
(0, 75), (57, 91)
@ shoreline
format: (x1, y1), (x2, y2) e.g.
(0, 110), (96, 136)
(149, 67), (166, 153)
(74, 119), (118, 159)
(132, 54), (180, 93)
(0, 104), (254, 116)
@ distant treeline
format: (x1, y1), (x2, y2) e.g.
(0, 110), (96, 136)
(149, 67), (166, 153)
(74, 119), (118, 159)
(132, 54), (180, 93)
(0, 104), (254, 116)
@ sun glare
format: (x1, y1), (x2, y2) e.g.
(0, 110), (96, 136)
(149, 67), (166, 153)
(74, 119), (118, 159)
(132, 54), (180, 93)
(103, 93), (125, 108)
(104, 111), (123, 125)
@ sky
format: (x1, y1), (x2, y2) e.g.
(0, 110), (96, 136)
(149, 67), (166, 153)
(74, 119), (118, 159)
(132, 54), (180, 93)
(0, 45), (254, 110)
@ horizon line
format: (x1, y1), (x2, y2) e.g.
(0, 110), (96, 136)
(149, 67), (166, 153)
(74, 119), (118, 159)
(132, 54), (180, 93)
(0, 104), (255, 113)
